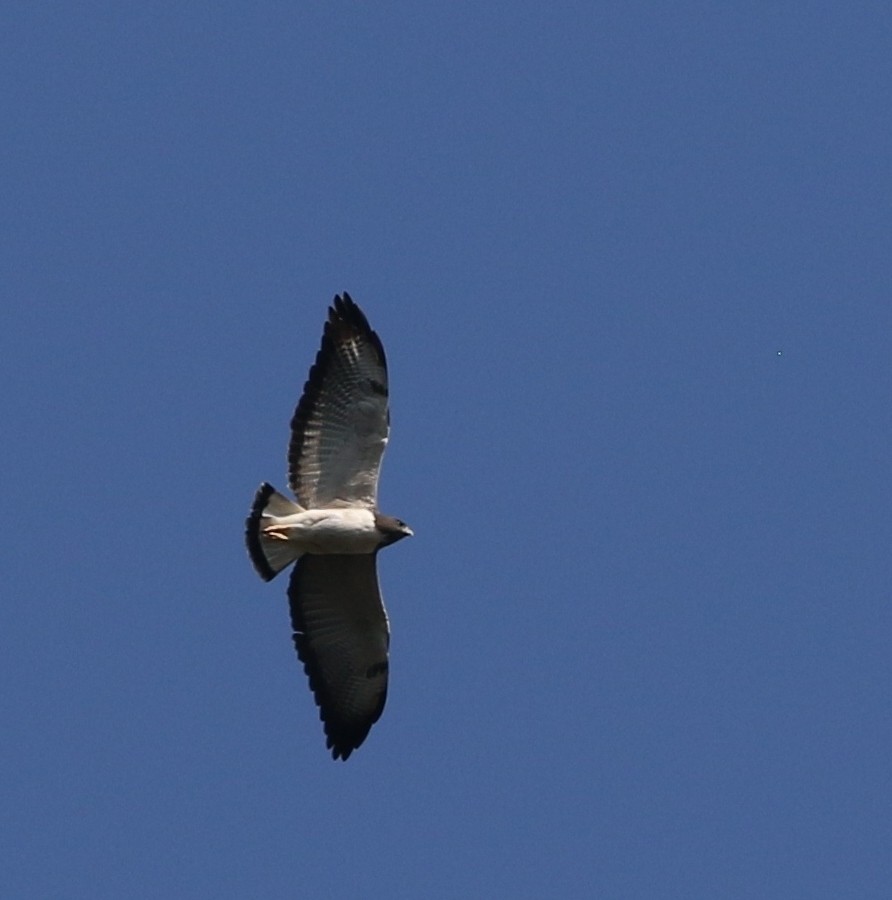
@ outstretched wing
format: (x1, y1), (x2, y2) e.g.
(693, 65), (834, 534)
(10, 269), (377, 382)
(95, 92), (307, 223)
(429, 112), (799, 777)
(288, 293), (389, 509)
(288, 554), (390, 761)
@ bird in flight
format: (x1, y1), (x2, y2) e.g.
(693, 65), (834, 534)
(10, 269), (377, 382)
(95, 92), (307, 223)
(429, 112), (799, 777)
(245, 293), (412, 760)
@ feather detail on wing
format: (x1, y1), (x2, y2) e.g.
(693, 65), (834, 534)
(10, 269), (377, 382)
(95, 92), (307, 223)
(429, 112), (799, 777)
(288, 554), (390, 761)
(288, 293), (389, 509)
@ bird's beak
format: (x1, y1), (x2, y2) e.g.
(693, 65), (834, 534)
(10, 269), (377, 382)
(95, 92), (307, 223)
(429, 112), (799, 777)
(404, 526), (414, 537)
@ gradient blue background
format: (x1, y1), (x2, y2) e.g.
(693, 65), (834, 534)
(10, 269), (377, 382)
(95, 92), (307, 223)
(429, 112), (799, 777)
(3, 4), (891, 898)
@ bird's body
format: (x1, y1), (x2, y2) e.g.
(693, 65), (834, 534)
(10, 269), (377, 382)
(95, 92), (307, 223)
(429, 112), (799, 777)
(260, 506), (382, 555)
(245, 293), (411, 760)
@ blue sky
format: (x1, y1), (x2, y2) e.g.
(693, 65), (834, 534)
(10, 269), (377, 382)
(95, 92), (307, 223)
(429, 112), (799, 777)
(3, 3), (891, 897)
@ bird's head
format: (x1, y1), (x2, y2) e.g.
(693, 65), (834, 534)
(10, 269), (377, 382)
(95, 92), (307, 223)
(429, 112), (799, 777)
(375, 514), (414, 546)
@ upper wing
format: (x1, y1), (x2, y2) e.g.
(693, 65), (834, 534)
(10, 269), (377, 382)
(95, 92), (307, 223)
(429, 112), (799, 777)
(288, 553), (390, 760)
(288, 294), (389, 509)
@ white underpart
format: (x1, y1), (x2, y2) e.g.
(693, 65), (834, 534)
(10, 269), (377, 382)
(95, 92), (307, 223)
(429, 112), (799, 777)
(262, 507), (380, 555)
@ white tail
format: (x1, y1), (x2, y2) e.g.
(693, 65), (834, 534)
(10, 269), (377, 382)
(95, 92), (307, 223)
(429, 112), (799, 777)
(245, 483), (304, 581)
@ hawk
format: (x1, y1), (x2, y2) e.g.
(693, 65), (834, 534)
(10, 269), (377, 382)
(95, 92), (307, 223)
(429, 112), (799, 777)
(245, 293), (412, 760)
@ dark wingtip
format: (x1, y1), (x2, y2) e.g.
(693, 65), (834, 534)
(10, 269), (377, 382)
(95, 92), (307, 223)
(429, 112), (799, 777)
(321, 686), (387, 761)
(291, 628), (386, 762)
(329, 292), (376, 342)
(245, 482), (277, 582)
(330, 743), (353, 762)
(325, 725), (369, 761)
(330, 292), (387, 374)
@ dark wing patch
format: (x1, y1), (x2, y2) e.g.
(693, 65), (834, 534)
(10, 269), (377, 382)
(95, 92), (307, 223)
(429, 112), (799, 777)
(288, 293), (390, 509)
(288, 554), (390, 760)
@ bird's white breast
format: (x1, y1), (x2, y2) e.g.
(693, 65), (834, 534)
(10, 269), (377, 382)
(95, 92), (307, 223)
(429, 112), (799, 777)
(265, 507), (380, 554)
